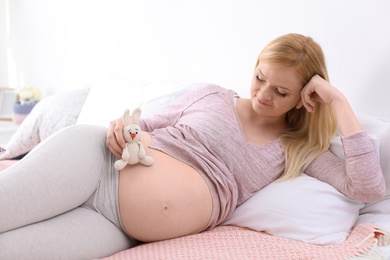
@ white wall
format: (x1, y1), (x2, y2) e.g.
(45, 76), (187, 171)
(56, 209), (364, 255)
(0, 0), (8, 87)
(1, 0), (389, 120)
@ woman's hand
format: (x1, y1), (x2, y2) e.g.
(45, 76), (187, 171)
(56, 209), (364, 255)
(107, 118), (126, 158)
(297, 75), (345, 113)
(297, 74), (362, 136)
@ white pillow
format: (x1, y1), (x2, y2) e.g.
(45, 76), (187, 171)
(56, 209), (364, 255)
(224, 132), (382, 245)
(76, 73), (201, 127)
(0, 88), (89, 160)
(224, 174), (365, 245)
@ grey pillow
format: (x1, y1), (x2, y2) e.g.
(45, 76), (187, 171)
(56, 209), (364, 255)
(0, 88), (89, 159)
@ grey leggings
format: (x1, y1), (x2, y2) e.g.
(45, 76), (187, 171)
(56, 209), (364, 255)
(0, 125), (138, 260)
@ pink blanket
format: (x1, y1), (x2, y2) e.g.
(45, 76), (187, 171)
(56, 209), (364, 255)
(100, 223), (389, 260)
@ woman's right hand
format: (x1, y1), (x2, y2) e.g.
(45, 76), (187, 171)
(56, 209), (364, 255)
(299, 75), (362, 136)
(107, 118), (126, 158)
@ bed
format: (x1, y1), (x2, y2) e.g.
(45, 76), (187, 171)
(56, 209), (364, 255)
(1, 74), (390, 259)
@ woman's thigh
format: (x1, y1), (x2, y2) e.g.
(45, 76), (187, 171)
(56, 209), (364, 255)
(0, 207), (134, 260)
(0, 125), (110, 233)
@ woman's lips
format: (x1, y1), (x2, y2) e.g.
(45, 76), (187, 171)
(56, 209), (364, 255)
(257, 97), (271, 107)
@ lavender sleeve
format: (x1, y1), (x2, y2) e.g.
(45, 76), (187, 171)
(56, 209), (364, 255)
(139, 91), (194, 132)
(139, 84), (221, 133)
(305, 131), (386, 202)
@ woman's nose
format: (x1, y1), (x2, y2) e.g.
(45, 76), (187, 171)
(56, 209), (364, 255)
(258, 86), (272, 100)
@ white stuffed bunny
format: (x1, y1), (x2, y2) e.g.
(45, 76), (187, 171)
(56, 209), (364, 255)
(114, 108), (153, 170)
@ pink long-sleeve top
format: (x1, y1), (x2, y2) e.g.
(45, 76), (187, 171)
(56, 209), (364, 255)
(139, 84), (386, 229)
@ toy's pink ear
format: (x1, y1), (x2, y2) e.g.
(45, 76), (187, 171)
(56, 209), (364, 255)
(132, 108), (141, 124)
(123, 109), (131, 125)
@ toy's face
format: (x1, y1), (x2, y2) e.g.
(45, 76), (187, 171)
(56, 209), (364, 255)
(124, 124), (141, 143)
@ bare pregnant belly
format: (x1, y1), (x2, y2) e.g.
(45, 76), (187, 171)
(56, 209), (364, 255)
(118, 132), (213, 242)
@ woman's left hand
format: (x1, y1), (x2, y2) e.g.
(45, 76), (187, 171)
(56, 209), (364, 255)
(297, 75), (345, 112)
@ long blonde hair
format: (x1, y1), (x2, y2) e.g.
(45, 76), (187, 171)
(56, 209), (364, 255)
(257, 33), (338, 179)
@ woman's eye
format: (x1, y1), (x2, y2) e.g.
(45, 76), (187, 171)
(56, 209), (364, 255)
(256, 75), (287, 97)
(276, 89), (287, 97)
(256, 75), (265, 82)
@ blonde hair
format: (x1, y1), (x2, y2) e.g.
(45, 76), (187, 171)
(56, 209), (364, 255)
(257, 33), (338, 180)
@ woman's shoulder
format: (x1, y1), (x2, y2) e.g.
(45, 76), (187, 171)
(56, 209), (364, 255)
(170, 83), (237, 110)
(190, 83), (237, 99)
(192, 83), (230, 93)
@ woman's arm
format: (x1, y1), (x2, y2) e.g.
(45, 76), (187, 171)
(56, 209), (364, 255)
(106, 106), (184, 158)
(298, 75), (362, 136)
(300, 75), (385, 201)
(306, 132), (385, 202)
(106, 84), (221, 157)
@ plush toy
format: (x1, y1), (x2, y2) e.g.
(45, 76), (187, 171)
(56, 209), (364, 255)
(114, 108), (153, 170)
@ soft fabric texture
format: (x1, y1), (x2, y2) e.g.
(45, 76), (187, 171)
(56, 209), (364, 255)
(0, 88), (89, 160)
(0, 160), (18, 172)
(356, 115), (390, 231)
(100, 223), (389, 260)
(113, 108), (154, 170)
(75, 73), (200, 127)
(330, 134), (380, 159)
(223, 133), (382, 245)
(0, 125), (134, 259)
(139, 83), (201, 118)
(223, 174), (365, 245)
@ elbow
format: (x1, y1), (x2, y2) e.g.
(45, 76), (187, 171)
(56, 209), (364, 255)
(349, 181), (386, 203)
(346, 165), (387, 203)
(369, 181), (387, 202)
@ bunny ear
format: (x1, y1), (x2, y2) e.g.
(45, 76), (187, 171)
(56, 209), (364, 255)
(131, 107), (142, 124)
(123, 109), (131, 125)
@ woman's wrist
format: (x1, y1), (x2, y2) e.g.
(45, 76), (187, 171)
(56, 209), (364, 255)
(331, 96), (362, 136)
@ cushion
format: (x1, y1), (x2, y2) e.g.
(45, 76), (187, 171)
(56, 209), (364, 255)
(224, 118), (388, 245)
(223, 174), (365, 245)
(76, 73), (201, 127)
(0, 88), (89, 160)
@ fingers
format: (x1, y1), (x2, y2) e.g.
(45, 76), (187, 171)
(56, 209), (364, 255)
(106, 118), (126, 158)
(295, 99), (303, 109)
(300, 75), (327, 113)
(300, 83), (317, 112)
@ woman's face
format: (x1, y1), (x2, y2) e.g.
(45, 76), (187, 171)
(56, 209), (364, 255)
(250, 62), (303, 118)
